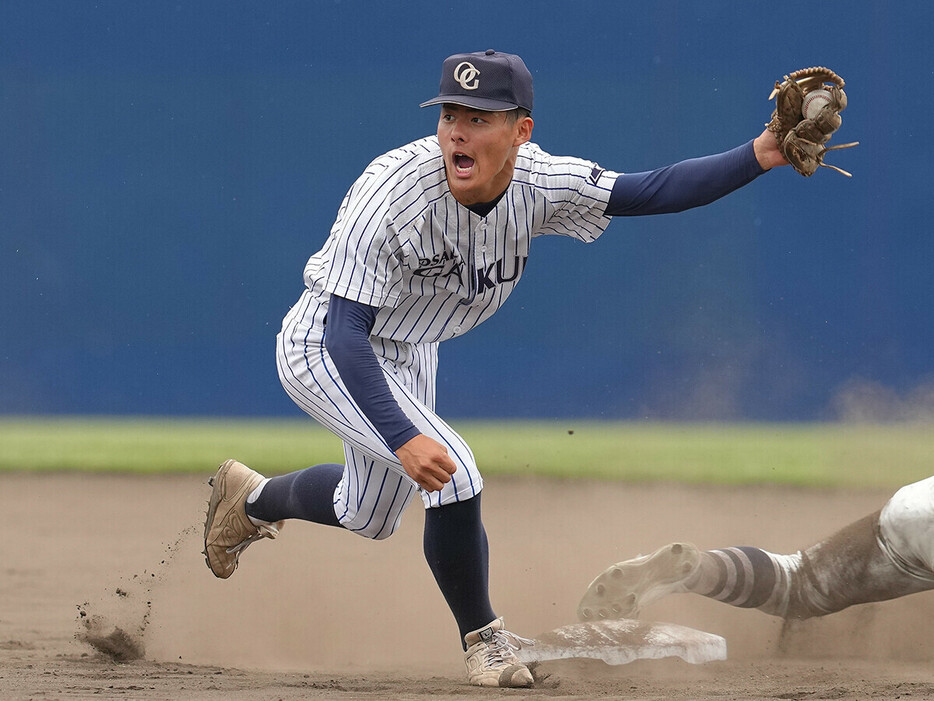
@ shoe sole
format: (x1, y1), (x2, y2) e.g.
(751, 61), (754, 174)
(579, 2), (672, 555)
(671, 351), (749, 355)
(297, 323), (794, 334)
(577, 542), (700, 621)
(468, 665), (534, 688)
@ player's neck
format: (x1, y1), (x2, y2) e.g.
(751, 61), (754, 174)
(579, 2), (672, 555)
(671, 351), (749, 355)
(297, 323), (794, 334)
(465, 190), (506, 217)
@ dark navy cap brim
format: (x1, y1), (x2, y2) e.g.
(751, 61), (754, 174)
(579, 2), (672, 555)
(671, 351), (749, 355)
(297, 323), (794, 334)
(419, 95), (520, 111)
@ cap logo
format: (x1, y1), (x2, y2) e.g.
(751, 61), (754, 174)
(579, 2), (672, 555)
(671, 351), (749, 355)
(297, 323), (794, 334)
(453, 61), (480, 90)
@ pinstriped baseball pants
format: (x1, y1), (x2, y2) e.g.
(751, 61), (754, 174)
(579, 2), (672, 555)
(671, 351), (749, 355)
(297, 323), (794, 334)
(276, 290), (484, 540)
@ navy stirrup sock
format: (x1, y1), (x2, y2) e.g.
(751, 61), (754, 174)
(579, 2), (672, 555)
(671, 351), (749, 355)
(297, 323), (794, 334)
(245, 463), (343, 528)
(423, 494), (496, 647)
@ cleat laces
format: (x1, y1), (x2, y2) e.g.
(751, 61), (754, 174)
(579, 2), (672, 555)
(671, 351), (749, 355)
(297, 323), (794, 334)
(225, 522), (281, 556)
(485, 629), (534, 664)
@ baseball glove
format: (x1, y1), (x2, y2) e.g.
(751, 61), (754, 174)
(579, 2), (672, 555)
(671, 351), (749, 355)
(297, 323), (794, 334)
(767, 67), (859, 177)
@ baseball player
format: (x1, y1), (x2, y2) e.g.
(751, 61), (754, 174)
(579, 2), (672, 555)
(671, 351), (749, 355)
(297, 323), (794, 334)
(204, 49), (794, 687)
(578, 476), (934, 622)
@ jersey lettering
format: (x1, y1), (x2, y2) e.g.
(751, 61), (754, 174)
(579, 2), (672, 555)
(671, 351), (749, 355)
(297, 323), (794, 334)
(474, 255), (527, 291)
(414, 251), (463, 278)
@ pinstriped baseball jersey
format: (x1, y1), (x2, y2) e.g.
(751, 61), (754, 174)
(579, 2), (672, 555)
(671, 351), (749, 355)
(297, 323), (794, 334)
(300, 135), (619, 346)
(276, 134), (620, 522)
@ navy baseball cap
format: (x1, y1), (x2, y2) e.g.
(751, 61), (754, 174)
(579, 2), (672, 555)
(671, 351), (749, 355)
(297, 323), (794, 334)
(420, 49), (534, 113)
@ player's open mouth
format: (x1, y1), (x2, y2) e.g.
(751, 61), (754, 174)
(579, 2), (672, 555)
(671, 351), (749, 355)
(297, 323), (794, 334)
(453, 153), (475, 176)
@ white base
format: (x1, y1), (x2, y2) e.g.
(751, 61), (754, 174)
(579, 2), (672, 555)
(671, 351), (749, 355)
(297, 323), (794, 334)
(516, 619), (727, 666)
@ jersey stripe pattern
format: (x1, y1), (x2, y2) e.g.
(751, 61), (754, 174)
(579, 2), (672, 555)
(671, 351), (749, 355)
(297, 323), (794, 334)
(277, 136), (617, 529)
(304, 136), (618, 345)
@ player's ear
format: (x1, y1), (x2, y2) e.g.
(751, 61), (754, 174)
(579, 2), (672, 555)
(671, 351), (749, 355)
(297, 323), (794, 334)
(514, 116), (533, 146)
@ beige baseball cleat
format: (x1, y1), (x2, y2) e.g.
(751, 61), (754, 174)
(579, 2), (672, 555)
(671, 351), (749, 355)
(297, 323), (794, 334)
(463, 617), (534, 688)
(577, 542), (701, 621)
(203, 459), (283, 579)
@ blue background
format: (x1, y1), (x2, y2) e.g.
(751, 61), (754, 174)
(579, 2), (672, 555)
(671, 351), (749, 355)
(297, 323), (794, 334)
(2, 1), (931, 420)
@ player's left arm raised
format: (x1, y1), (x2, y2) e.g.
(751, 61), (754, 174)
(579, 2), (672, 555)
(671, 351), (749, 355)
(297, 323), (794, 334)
(603, 67), (857, 218)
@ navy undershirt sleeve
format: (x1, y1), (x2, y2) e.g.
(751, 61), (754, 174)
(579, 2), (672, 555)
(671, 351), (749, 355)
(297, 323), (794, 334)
(605, 139), (765, 216)
(324, 294), (421, 452)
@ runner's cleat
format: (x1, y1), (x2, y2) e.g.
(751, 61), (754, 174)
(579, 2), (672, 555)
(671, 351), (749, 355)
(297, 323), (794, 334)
(577, 543), (700, 621)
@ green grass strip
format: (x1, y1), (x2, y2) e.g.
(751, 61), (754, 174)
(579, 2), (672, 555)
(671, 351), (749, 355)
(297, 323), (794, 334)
(1, 417), (931, 488)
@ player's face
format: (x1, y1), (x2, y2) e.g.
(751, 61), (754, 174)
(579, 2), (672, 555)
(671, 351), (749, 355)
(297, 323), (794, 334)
(437, 104), (533, 206)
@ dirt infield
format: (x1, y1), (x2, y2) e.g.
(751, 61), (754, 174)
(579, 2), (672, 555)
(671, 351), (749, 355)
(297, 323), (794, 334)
(3, 472), (934, 700)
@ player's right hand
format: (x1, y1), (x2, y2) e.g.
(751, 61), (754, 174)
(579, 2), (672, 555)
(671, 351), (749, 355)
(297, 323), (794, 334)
(395, 434), (458, 492)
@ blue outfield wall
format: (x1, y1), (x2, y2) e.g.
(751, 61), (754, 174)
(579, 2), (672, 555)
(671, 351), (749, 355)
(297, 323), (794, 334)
(2, 1), (932, 420)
